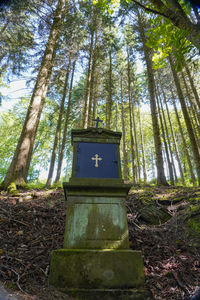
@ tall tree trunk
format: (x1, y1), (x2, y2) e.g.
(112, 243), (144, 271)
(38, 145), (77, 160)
(184, 61), (200, 111)
(181, 72), (200, 143)
(181, 70), (200, 122)
(120, 76), (129, 181)
(138, 12), (168, 185)
(2, 0), (66, 189)
(169, 54), (200, 185)
(46, 59), (71, 187)
(132, 96), (141, 182)
(127, 47), (137, 184)
(138, 105), (147, 183)
(92, 72), (99, 121)
(88, 29), (98, 127)
(158, 74), (184, 184)
(155, 91), (174, 185)
(161, 88), (185, 185)
(171, 91), (196, 185)
(54, 60), (76, 184)
(106, 48), (113, 129)
(157, 91), (178, 182)
(83, 29), (94, 129)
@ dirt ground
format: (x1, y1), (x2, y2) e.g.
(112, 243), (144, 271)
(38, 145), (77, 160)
(0, 186), (200, 300)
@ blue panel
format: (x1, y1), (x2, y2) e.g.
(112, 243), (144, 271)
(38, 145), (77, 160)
(75, 142), (119, 178)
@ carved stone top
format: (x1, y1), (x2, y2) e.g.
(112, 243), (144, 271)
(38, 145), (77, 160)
(71, 128), (122, 144)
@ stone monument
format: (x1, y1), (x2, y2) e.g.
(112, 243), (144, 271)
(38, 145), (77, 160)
(49, 125), (151, 299)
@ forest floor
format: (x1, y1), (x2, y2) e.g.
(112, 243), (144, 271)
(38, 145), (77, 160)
(0, 185), (200, 300)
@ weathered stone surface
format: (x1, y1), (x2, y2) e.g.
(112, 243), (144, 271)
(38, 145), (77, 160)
(63, 179), (131, 197)
(63, 196), (129, 249)
(49, 249), (145, 289)
(60, 288), (152, 300)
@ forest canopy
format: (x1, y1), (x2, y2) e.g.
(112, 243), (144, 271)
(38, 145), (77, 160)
(0, 0), (200, 189)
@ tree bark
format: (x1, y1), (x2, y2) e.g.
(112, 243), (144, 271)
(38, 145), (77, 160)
(92, 72), (99, 121)
(156, 91), (174, 185)
(132, 96), (141, 182)
(88, 29), (98, 127)
(184, 62), (200, 111)
(46, 58), (71, 187)
(138, 105), (147, 183)
(83, 29), (94, 129)
(162, 89), (185, 185)
(158, 74), (185, 184)
(169, 54), (200, 185)
(137, 12), (168, 185)
(181, 72), (200, 146)
(171, 90), (196, 185)
(54, 60), (76, 184)
(127, 47), (137, 184)
(106, 46), (113, 129)
(157, 90), (178, 182)
(2, 0), (66, 189)
(120, 76), (129, 181)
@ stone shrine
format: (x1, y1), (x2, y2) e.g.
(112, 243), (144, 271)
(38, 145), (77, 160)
(49, 127), (151, 299)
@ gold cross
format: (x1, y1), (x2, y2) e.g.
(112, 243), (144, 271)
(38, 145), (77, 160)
(91, 154), (102, 167)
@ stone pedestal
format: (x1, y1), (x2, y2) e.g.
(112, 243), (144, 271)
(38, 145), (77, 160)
(49, 129), (151, 299)
(49, 180), (151, 299)
(50, 249), (144, 289)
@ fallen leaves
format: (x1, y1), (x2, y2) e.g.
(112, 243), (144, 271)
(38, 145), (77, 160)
(0, 186), (199, 299)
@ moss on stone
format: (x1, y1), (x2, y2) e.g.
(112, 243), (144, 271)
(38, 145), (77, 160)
(49, 249), (145, 290)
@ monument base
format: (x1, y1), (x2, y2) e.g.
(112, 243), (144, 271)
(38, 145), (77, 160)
(49, 249), (145, 289)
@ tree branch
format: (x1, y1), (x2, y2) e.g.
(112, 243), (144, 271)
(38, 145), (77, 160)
(131, 0), (168, 18)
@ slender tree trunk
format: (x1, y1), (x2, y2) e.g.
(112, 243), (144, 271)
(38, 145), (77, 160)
(155, 91), (174, 185)
(46, 59), (71, 187)
(2, 0), (66, 189)
(83, 30), (94, 129)
(132, 96), (141, 182)
(92, 72), (99, 121)
(181, 71), (200, 123)
(106, 48), (113, 129)
(138, 105), (147, 183)
(127, 47), (137, 184)
(88, 29), (98, 127)
(184, 62), (200, 111)
(138, 12), (168, 185)
(181, 72), (200, 144)
(157, 74), (185, 184)
(120, 76), (129, 181)
(161, 90), (185, 185)
(169, 54), (200, 185)
(171, 91), (196, 185)
(54, 60), (76, 184)
(157, 91), (178, 182)
(181, 73), (200, 149)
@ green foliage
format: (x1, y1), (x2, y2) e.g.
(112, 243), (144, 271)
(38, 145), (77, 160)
(0, 105), (24, 181)
(146, 17), (194, 71)
(7, 182), (17, 193)
(0, 96), (60, 182)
